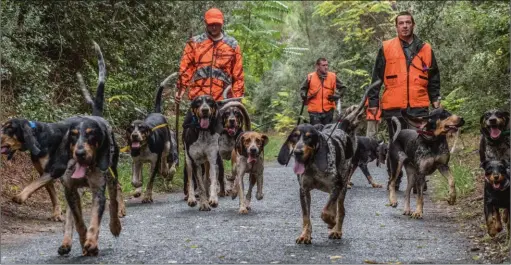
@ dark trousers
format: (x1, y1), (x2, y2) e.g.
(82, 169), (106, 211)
(309, 110), (334, 125)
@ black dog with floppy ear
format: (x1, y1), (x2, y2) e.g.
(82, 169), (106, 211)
(20, 121), (42, 156)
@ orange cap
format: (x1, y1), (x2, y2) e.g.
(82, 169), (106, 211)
(204, 8), (224, 25)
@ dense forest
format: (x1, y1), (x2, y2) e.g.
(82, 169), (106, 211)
(2, 1), (509, 136)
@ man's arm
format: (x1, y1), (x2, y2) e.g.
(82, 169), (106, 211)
(427, 49), (440, 107)
(334, 76), (347, 98)
(300, 76), (309, 100)
(231, 45), (245, 98)
(368, 47), (385, 108)
(177, 40), (196, 94)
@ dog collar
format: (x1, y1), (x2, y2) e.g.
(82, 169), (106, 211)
(151, 123), (168, 131)
(28, 121), (37, 129)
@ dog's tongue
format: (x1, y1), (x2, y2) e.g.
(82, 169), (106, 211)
(492, 182), (501, 190)
(490, 127), (501, 139)
(293, 162), (305, 175)
(131, 142), (140, 148)
(71, 164), (87, 179)
(200, 118), (210, 129)
(247, 155), (257, 164)
(227, 128), (236, 136)
(1, 147), (8, 154)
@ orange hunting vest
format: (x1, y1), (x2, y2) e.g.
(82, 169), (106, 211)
(381, 37), (432, 110)
(365, 98), (381, 121)
(307, 72), (337, 113)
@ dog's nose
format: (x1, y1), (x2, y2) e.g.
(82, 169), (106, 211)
(294, 149), (304, 157)
(459, 118), (465, 126)
(229, 119), (236, 125)
(201, 108), (209, 115)
(249, 147), (258, 154)
(75, 148), (86, 159)
(488, 118), (497, 125)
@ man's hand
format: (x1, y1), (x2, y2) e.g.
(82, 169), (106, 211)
(432, 101), (441, 109)
(175, 89), (185, 104)
(327, 95), (340, 102)
(367, 107), (378, 116)
(300, 92), (307, 101)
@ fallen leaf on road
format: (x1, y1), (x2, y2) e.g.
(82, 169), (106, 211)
(364, 260), (379, 264)
(330, 255), (342, 260)
(190, 245), (198, 249)
(472, 255), (480, 261)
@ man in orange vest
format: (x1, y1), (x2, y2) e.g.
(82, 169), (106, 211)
(300, 58), (347, 125)
(367, 11), (441, 190)
(175, 7), (244, 118)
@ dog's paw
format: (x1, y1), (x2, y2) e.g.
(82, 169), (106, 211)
(347, 184), (352, 189)
(118, 206), (127, 218)
(49, 213), (64, 222)
(256, 192), (263, 201)
(402, 209), (412, 216)
(208, 198), (219, 208)
(371, 183), (383, 188)
(447, 195), (456, 205)
(187, 198), (197, 207)
(199, 202), (211, 211)
(410, 211), (423, 219)
(328, 231), (342, 239)
(389, 201), (398, 208)
(58, 245), (72, 256)
(12, 195), (26, 204)
(239, 207), (249, 214)
(110, 218), (122, 237)
(217, 190), (226, 197)
(142, 196), (153, 204)
(82, 240), (99, 256)
(133, 191), (142, 198)
(296, 234), (312, 244)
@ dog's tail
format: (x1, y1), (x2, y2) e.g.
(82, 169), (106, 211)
(391, 116), (401, 142)
(76, 42), (105, 116)
(219, 101), (252, 131)
(92, 41), (106, 117)
(342, 79), (381, 122)
(155, 72), (178, 113)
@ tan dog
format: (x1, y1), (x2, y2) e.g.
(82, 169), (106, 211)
(230, 131), (269, 214)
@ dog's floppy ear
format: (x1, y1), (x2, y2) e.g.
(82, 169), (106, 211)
(96, 130), (111, 172)
(49, 130), (71, 178)
(277, 130), (295, 165)
(314, 135), (329, 172)
(503, 111), (510, 127)
(21, 121), (41, 156)
(261, 134), (269, 147)
(235, 132), (247, 156)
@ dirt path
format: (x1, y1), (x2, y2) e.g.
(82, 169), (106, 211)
(1, 162), (475, 264)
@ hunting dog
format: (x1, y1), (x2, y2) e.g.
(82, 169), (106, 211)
(218, 101), (251, 196)
(183, 95), (223, 211)
(126, 74), (179, 203)
(479, 109), (510, 164)
(347, 137), (388, 189)
(481, 160), (510, 238)
(230, 131), (268, 214)
(387, 108), (465, 219)
(56, 42), (122, 256)
(1, 117), (72, 221)
(276, 82), (377, 244)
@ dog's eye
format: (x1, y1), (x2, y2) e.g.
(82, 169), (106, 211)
(485, 113), (492, 118)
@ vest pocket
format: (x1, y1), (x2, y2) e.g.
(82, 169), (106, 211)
(385, 75), (398, 86)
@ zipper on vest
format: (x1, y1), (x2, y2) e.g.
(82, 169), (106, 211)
(211, 41), (218, 98)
